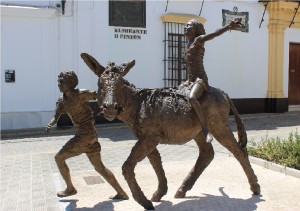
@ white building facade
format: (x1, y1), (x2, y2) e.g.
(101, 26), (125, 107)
(1, 0), (300, 130)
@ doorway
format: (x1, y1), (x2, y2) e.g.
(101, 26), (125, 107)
(288, 43), (300, 107)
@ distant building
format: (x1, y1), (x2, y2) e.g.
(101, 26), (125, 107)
(1, 0), (300, 130)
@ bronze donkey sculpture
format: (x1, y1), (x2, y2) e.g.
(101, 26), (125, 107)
(81, 53), (260, 210)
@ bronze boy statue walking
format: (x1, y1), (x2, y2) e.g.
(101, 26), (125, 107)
(46, 70), (128, 199)
(184, 18), (242, 142)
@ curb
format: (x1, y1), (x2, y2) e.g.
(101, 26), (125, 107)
(230, 111), (300, 121)
(1, 123), (129, 139)
(248, 156), (300, 179)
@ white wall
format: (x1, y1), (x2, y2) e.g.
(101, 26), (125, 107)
(93, 0), (166, 88)
(1, 6), (59, 129)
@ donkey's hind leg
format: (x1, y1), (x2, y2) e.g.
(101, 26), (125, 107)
(211, 118), (260, 195)
(147, 148), (168, 202)
(174, 134), (214, 198)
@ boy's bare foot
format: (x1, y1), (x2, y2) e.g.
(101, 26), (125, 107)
(57, 189), (77, 197)
(109, 192), (129, 200)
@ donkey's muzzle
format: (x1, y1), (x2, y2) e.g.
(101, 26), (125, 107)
(102, 102), (119, 121)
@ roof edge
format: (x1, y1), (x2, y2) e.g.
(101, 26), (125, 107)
(161, 12), (206, 24)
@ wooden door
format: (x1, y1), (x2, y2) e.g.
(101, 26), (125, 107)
(288, 43), (300, 105)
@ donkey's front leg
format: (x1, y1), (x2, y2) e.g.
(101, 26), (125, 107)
(122, 140), (158, 210)
(147, 148), (168, 202)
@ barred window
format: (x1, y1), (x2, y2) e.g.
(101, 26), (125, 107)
(163, 22), (188, 87)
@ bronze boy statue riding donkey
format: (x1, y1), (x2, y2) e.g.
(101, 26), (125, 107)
(81, 18), (260, 210)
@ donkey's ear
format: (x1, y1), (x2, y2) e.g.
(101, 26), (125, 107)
(81, 53), (105, 76)
(120, 60), (135, 77)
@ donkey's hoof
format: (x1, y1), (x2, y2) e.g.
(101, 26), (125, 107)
(151, 193), (161, 202)
(151, 195), (160, 202)
(251, 183), (261, 195)
(174, 189), (186, 198)
(143, 200), (155, 210)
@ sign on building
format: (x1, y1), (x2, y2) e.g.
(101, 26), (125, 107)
(222, 8), (249, 32)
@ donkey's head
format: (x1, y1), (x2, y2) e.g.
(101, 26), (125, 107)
(81, 53), (135, 121)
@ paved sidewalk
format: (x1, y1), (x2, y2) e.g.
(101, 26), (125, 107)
(1, 112), (300, 210)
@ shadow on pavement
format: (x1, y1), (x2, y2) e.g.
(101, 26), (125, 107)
(63, 187), (264, 211)
(157, 187), (263, 211)
(64, 199), (116, 211)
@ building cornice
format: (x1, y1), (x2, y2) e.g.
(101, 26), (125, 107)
(267, 1), (300, 28)
(161, 12), (206, 24)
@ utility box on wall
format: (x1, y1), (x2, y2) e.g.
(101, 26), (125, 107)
(5, 70), (15, 82)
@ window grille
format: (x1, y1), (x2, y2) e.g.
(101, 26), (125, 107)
(163, 22), (188, 87)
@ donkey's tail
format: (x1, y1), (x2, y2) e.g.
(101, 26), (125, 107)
(225, 93), (248, 149)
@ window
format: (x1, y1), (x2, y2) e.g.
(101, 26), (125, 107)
(109, 0), (146, 28)
(163, 22), (188, 87)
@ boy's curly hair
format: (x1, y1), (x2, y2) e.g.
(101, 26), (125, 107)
(58, 71), (78, 89)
